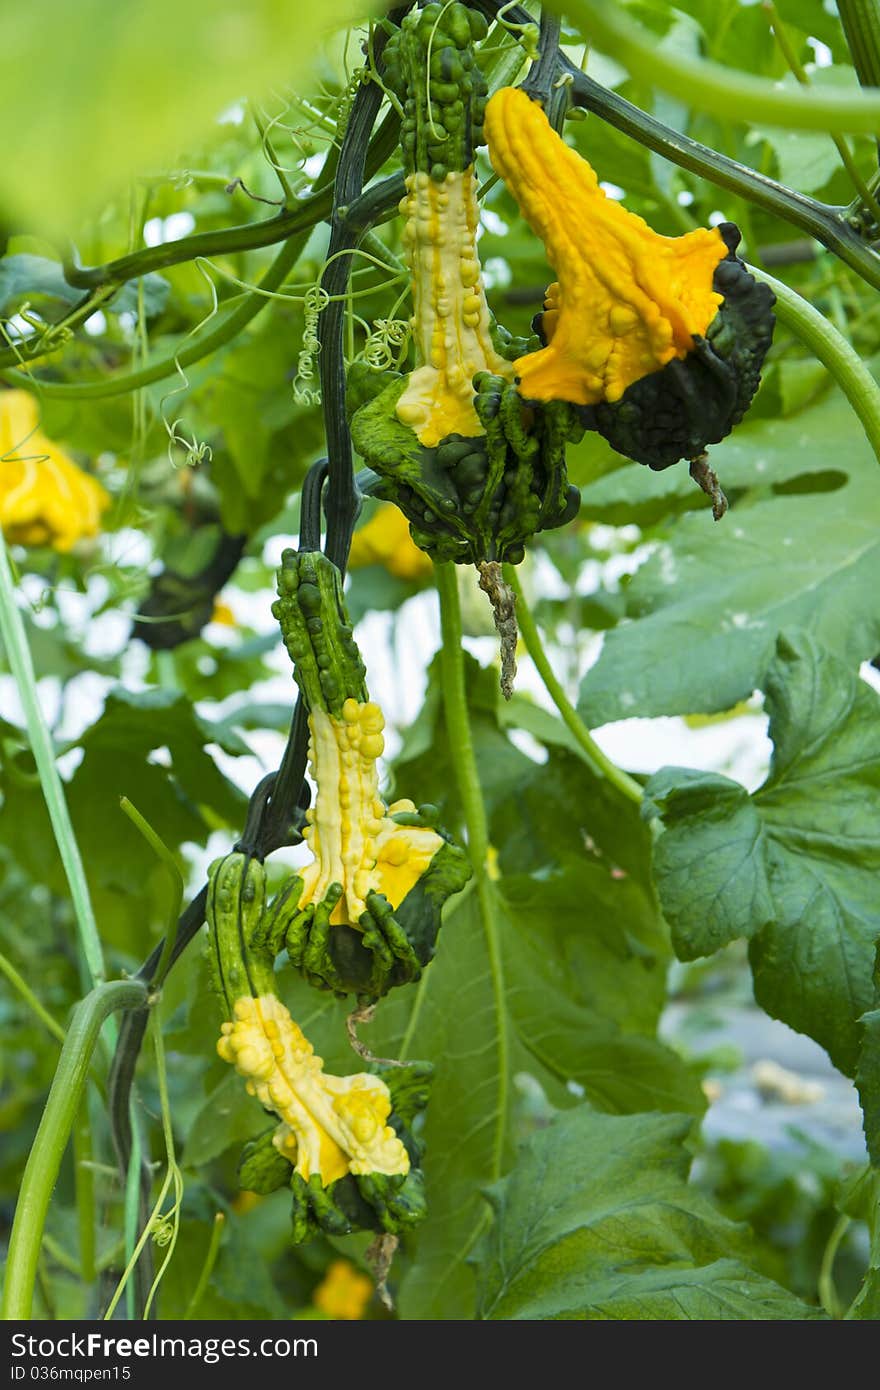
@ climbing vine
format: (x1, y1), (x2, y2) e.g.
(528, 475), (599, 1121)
(2, 0), (880, 1327)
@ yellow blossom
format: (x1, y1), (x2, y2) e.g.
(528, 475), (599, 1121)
(211, 599), (236, 626)
(348, 503), (433, 581)
(484, 87), (727, 406)
(0, 391), (109, 550)
(313, 1260), (373, 1320)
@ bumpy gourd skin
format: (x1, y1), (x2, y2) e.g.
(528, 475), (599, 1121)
(351, 369), (582, 565)
(272, 550), (471, 997)
(206, 851), (431, 1242)
(578, 225), (777, 469)
(483, 87), (775, 470)
(484, 86), (727, 406)
(349, 6), (582, 566)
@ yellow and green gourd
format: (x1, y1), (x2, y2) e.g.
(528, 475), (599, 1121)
(350, 3), (583, 565)
(206, 849), (433, 1243)
(270, 547), (471, 1000)
(482, 86), (776, 470)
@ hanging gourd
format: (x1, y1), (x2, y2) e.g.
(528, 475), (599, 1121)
(206, 850), (432, 1243)
(350, 3), (583, 573)
(483, 86), (776, 502)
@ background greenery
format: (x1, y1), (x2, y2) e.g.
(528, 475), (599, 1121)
(0, 0), (879, 1320)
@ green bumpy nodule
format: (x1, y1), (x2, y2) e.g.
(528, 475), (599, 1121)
(383, 1), (489, 180)
(351, 367), (583, 564)
(206, 852), (274, 1015)
(573, 224), (777, 470)
(238, 1063), (434, 1242)
(271, 549), (367, 716)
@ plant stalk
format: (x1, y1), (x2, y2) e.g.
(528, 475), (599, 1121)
(1, 979), (148, 1320)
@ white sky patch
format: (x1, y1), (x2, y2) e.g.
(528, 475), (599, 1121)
(600, 181), (625, 201)
(84, 311), (107, 337)
(593, 709), (772, 792)
(55, 672), (115, 742)
(218, 101), (246, 125)
(677, 190), (694, 206)
(143, 212), (196, 248)
(480, 208), (508, 236)
(655, 544), (678, 588)
(482, 256), (512, 290)
(860, 660), (880, 694)
(808, 38), (833, 67)
(303, 153), (325, 181)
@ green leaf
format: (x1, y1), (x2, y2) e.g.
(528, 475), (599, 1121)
(0, 0), (371, 233)
(0, 254), (169, 317)
(840, 1167), (880, 1319)
(501, 867), (703, 1114)
(391, 651), (534, 838)
(0, 685), (246, 945)
(649, 630), (880, 1075)
(183, 1072), (269, 1167)
(475, 1106), (822, 1319)
(578, 392), (880, 723)
(856, 1010), (880, 1166)
(647, 769), (774, 959)
(747, 126), (841, 194)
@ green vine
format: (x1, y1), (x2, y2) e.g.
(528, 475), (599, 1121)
(566, 0), (880, 131)
(1, 979), (148, 1320)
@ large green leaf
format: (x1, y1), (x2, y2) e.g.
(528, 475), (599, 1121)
(0, 0), (373, 233)
(856, 1010), (880, 1167)
(648, 630), (880, 1075)
(281, 862), (699, 1318)
(475, 1106), (822, 1319)
(840, 1168), (880, 1320)
(577, 391), (880, 724)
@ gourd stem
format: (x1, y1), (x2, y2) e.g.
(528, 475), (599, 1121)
(1, 979), (148, 1320)
(764, 2), (880, 226)
(1, 232), (310, 399)
(435, 564), (508, 1184)
(0, 537), (105, 991)
(0, 118), (401, 392)
(503, 565), (643, 806)
(749, 264), (880, 466)
(564, 0), (880, 132)
(839, 0), (880, 91)
(184, 1212), (226, 1319)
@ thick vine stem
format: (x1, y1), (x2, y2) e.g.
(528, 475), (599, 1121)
(435, 562), (508, 1185)
(0, 538), (104, 990)
(502, 564), (644, 807)
(749, 263), (880, 466)
(59, 110), (400, 294)
(2, 980), (148, 1320)
(564, 0), (880, 132)
(839, 0), (880, 92)
(0, 119), (402, 392)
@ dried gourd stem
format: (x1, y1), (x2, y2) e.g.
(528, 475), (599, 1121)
(345, 1002), (408, 1067)
(689, 453), (728, 520)
(365, 1232), (399, 1312)
(478, 560), (518, 699)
